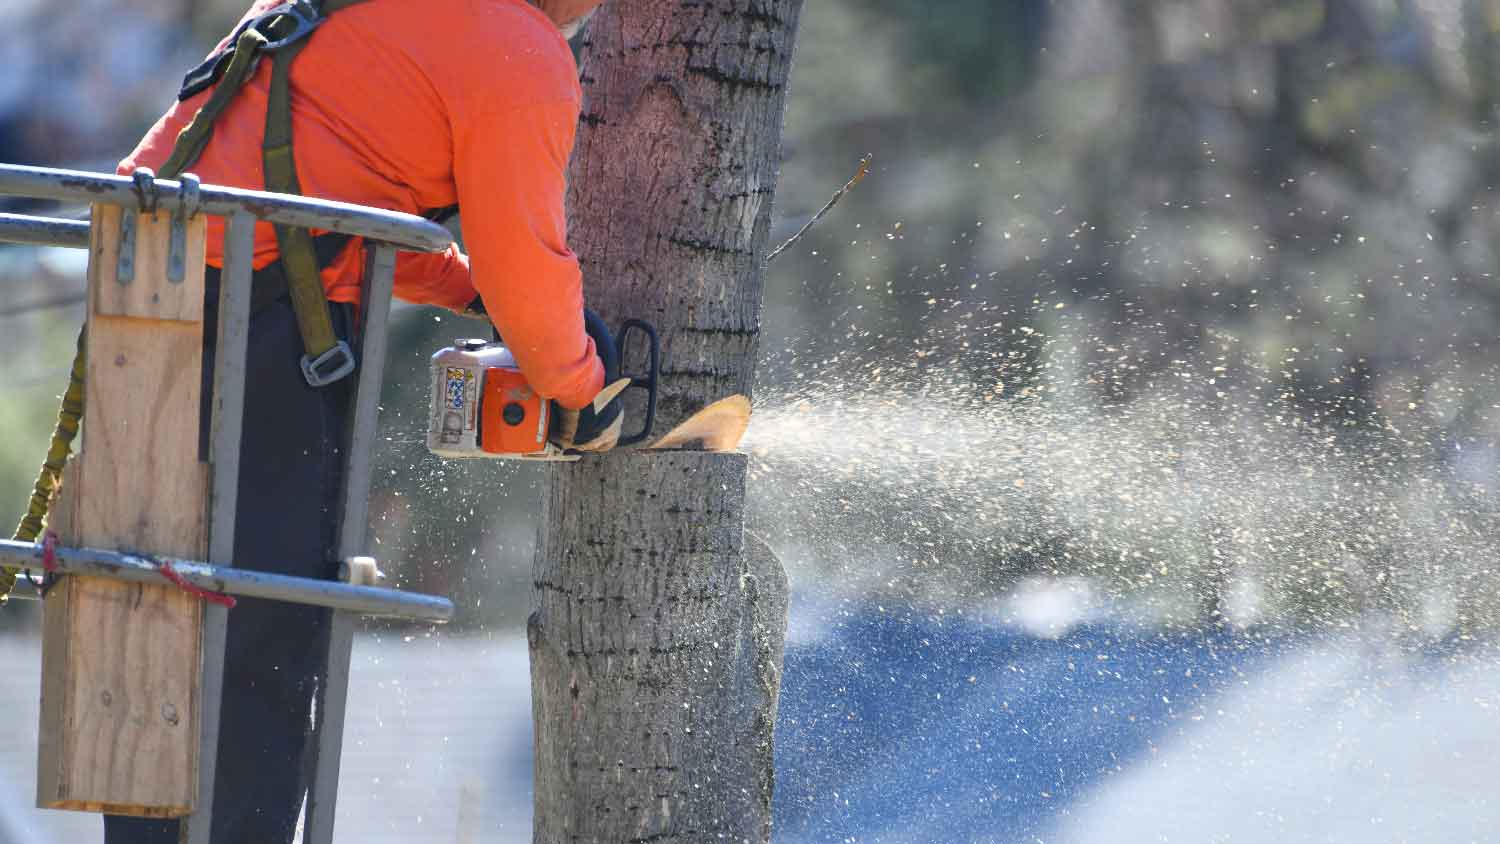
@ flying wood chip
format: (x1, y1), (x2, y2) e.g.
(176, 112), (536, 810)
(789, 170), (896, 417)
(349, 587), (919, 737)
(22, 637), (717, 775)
(647, 395), (752, 452)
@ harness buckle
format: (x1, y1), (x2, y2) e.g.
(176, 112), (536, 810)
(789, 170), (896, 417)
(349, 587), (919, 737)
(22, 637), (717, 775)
(258, 0), (324, 53)
(301, 340), (357, 387)
(176, 0), (324, 99)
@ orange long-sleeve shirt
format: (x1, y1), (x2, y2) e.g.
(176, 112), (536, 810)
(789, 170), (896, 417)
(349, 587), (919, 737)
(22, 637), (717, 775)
(120, 0), (604, 409)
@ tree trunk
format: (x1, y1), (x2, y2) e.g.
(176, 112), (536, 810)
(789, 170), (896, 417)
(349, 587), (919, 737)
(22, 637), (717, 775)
(531, 455), (788, 842)
(527, 1), (803, 842)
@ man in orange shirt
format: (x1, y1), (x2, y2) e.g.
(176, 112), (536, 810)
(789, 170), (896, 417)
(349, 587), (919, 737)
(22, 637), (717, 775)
(106, 1), (611, 841)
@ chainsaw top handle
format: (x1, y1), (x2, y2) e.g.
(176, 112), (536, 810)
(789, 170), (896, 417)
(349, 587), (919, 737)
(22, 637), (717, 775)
(614, 318), (659, 447)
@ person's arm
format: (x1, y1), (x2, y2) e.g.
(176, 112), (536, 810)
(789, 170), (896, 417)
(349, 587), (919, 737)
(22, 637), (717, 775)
(451, 96), (603, 410)
(392, 244), (479, 312)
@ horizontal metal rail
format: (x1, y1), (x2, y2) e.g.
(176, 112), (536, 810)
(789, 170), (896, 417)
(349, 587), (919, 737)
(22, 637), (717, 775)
(0, 213), (90, 249)
(0, 539), (453, 623)
(0, 164), (453, 253)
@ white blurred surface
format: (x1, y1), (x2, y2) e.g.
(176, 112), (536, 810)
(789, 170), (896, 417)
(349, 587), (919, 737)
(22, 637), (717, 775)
(1056, 637), (1500, 844)
(0, 632), (534, 844)
(3, 624), (1498, 844)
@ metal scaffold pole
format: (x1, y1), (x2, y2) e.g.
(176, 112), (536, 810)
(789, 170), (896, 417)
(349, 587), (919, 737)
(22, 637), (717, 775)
(0, 162), (457, 840)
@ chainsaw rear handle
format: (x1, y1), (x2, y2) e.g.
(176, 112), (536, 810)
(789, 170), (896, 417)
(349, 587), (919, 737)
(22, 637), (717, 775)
(615, 318), (659, 447)
(577, 310), (659, 449)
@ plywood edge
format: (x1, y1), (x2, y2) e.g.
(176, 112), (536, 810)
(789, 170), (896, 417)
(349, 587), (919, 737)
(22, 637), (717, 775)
(45, 798), (191, 818)
(36, 578), (75, 809)
(37, 456), (83, 809)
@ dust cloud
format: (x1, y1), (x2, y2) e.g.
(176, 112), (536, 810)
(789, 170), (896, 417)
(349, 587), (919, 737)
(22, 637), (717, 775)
(744, 298), (1500, 636)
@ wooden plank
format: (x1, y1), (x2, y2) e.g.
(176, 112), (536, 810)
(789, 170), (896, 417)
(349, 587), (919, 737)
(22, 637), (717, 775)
(89, 204), (205, 323)
(74, 319), (211, 553)
(35, 457), (81, 798)
(37, 203), (209, 817)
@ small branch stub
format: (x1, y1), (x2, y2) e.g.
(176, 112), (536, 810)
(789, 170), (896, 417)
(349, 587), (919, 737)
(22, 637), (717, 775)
(766, 154), (871, 263)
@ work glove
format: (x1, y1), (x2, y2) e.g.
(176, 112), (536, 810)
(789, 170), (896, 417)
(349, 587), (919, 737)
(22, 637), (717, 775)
(550, 309), (626, 453)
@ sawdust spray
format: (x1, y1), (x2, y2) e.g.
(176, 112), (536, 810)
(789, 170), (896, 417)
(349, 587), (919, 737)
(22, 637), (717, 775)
(742, 296), (1500, 635)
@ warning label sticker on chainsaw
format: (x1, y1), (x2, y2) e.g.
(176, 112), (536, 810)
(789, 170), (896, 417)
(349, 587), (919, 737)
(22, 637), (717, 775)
(445, 367), (480, 433)
(445, 368), (467, 411)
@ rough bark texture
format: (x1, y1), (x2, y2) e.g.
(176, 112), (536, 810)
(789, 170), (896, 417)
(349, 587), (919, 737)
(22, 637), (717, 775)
(528, 1), (802, 842)
(530, 454), (788, 842)
(564, 0), (803, 433)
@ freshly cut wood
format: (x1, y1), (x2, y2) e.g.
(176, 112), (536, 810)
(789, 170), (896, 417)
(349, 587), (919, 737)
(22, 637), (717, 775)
(37, 205), (208, 817)
(647, 395), (752, 452)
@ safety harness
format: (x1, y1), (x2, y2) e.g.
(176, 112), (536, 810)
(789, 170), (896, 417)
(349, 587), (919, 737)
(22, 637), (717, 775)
(173, 0), (369, 385)
(2, 0), (368, 602)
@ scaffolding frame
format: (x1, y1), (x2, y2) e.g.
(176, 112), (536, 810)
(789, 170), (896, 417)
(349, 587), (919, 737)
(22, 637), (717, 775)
(0, 163), (456, 844)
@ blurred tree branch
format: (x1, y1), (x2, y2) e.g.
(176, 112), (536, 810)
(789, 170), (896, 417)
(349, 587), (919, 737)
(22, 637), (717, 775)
(767, 155), (870, 263)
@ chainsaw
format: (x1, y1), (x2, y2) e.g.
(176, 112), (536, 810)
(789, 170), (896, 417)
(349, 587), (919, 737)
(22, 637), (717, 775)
(426, 315), (660, 460)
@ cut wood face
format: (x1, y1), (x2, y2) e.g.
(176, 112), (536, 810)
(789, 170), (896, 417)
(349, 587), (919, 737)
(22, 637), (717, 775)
(646, 395), (751, 452)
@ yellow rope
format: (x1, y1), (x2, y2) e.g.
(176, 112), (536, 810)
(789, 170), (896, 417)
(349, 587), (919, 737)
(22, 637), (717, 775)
(1, 327), (86, 603)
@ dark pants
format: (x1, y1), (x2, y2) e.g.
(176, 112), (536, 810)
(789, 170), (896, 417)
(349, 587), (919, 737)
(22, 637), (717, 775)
(103, 295), (354, 843)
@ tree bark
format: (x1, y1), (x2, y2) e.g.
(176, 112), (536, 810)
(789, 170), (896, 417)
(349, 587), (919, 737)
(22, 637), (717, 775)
(528, 1), (803, 842)
(531, 455), (788, 842)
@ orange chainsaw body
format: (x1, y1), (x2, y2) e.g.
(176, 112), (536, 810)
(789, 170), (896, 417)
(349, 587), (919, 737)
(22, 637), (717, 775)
(428, 318), (659, 461)
(479, 367), (551, 456)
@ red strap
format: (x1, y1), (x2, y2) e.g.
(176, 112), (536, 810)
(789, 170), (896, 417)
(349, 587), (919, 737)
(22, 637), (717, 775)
(40, 530), (59, 573)
(39, 530), (235, 608)
(157, 559), (237, 609)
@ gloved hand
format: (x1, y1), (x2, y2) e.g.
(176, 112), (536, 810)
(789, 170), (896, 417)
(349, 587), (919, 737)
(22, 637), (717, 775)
(549, 309), (626, 453)
(551, 391), (626, 452)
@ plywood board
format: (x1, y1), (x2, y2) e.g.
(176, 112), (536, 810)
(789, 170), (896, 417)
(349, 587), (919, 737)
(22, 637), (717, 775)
(37, 203), (209, 817)
(89, 204), (205, 324)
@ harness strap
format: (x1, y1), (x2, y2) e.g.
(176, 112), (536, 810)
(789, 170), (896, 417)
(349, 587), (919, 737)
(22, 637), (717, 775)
(169, 0), (367, 386)
(162, 27), (269, 179)
(204, 232), (355, 316)
(263, 36), (352, 385)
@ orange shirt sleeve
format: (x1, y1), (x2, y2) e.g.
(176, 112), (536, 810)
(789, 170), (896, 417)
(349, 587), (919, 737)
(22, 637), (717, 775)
(393, 244), (477, 312)
(452, 96), (603, 410)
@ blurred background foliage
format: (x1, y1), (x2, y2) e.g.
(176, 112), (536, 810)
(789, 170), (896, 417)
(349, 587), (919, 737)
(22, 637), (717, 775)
(2, 0), (1500, 633)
